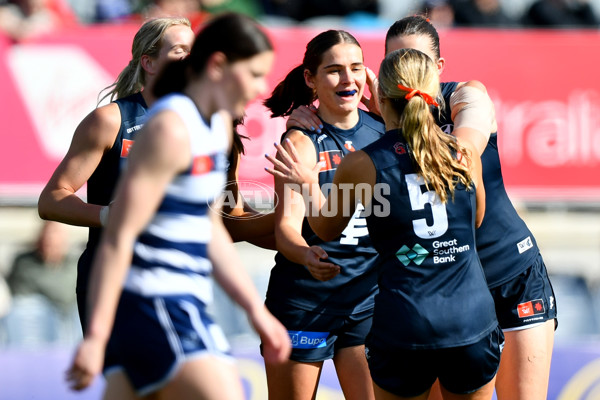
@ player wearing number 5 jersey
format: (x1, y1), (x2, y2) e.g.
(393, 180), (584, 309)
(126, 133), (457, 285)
(267, 48), (503, 400)
(386, 17), (557, 400)
(262, 30), (385, 400)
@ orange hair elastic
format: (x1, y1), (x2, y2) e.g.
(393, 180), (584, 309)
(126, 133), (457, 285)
(397, 84), (439, 107)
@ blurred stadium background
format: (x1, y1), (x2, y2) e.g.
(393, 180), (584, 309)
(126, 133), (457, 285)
(1, 0), (600, 398)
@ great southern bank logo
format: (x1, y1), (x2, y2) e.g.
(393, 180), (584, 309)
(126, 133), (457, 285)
(396, 244), (429, 266)
(288, 331), (328, 349)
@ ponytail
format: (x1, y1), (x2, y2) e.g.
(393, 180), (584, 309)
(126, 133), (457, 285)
(96, 17), (191, 105)
(264, 65), (314, 117)
(265, 29), (362, 118)
(98, 60), (142, 104)
(379, 48), (472, 202)
(401, 96), (470, 203)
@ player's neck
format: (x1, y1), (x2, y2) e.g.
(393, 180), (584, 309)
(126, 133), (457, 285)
(140, 89), (156, 108)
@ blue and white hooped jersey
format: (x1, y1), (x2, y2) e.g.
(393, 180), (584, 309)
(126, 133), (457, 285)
(123, 94), (229, 306)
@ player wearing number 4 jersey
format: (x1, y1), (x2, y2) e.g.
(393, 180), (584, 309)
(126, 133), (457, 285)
(266, 108), (383, 315)
(262, 30), (385, 400)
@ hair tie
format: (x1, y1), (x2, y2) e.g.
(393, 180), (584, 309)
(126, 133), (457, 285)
(397, 84), (439, 107)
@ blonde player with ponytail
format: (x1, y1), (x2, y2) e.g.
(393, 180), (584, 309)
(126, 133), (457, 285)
(267, 48), (502, 400)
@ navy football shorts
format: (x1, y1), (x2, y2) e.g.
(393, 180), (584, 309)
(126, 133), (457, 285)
(366, 325), (504, 397)
(263, 300), (373, 363)
(489, 253), (558, 331)
(103, 290), (234, 396)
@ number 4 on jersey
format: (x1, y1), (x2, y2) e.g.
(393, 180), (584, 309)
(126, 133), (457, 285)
(340, 203), (368, 245)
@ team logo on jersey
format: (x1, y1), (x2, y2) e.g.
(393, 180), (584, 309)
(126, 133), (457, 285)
(396, 244), (429, 266)
(441, 124), (453, 134)
(344, 140), (355, 151)
(318, 150), (342, 172)
(517, 236), (533, 254)
(317, 134), (328, 144)
(288, 330), (328, 349)
(517, 299), (545, 318)
(192, 155), (215, 175)
(393, 142), (407, 155)
(120, 139), (134, 158)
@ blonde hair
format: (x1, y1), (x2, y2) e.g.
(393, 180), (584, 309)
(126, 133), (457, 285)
(378, 48), (472, 202)
(98, 17), (191, 104)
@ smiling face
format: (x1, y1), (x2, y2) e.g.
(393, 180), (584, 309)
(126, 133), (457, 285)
(304, 43), (365, 125)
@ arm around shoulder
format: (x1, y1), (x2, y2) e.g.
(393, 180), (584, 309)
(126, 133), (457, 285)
(450, 80), (497, 156)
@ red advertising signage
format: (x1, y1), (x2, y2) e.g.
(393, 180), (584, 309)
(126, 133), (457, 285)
(1, 26), (599, 203)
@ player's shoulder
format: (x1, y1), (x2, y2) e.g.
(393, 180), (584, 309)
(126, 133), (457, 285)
(455, 80), (487, 93)
(336, 149), (375, 185)
(279, 129), (318, 165)
(343, 149), (372, 167)
(282, 128), (314, 147)
(74, 102), (121, 147)
(357, 108), (383, 128)
(93, 101), (120, 119)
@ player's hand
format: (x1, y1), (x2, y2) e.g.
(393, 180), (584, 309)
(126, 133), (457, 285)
(66, 336), (106, 391)
(264, 139), (322, 188)
(248, 305), (291, 364)
(304, 245), (340, 281)
(286, 105), (322, 133)
(360, 67), (381, 116)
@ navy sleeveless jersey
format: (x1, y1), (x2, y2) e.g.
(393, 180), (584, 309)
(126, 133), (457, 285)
(77, 92), (148, 294)
(438, 82), (539, 288)
(266, 109), (385, 315)
(362, 130), (497, 349)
